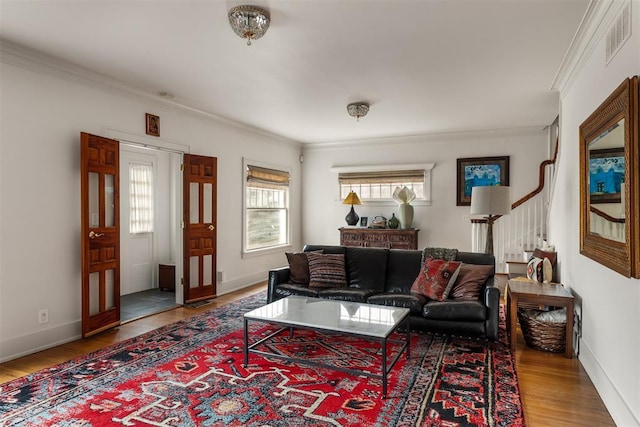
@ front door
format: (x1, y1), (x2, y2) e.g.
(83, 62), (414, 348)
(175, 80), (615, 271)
(81, 132), (120, 337)
(183, 154), (217, 303)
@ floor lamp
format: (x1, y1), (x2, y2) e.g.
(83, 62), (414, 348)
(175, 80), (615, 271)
(470, 186), (511, 255)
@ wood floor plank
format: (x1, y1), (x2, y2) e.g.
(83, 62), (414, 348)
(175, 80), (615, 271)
(0, 281), (614, 426)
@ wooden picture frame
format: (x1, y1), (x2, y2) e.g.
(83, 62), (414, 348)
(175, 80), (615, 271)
(456, 156), (510, 206)
(145, 113), (160, 137)
(589, 147), (625, 203)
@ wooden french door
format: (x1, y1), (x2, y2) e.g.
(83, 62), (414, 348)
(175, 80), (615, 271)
(183, 154), (217, 303)
(81, 132), (120, 337)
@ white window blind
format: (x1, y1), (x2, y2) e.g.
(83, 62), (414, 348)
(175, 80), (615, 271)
(129, 163), (154, 234)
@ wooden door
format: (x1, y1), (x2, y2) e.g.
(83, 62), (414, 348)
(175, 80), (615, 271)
(81, 132), (120, 337)
(183, 154), (217, 303)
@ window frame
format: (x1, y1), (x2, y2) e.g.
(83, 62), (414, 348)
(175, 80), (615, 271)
(331, 163), (435, 205)
(242, 158), (292, 257)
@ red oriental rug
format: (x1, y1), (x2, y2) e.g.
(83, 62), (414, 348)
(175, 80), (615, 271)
(0, 292), (525, 426)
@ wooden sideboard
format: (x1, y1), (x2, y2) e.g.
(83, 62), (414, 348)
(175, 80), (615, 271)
(339, 227), (419, 250)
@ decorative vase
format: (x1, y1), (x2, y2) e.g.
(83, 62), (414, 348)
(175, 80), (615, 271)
(398, 203), (414, 229)
(388, 213), (400, 229)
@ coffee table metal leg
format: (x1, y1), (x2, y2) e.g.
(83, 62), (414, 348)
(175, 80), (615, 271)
(382, 338), (387, 398)
(406, 316), (411, 359)
(243, 317), (249, 366)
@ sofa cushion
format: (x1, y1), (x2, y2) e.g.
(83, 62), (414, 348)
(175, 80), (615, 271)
(422, 300), (486, 321)
(318, 288), (377, 303)
(367, 293), (427, 315)
(385, 249), (422, 293)
(450, 263), (493, 300)
(307, 252), (348, 289)
(346, 247), (388, 291)
(274, 283), (319, 299)
(285, 251), (322, 285)
(410, 258), (461, 301)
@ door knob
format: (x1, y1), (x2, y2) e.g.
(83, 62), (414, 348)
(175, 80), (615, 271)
(89, 231), (104, 239)
(208, 225), (215, 231)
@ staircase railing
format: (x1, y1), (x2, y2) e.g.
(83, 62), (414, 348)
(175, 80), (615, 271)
(471, 120), (559, 273)
(590, 206), (625, 241)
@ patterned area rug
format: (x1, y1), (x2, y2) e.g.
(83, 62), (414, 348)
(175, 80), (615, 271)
(0, 292), (525, 426)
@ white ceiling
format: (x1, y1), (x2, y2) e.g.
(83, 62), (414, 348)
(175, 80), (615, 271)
(0, 0), (588, 144)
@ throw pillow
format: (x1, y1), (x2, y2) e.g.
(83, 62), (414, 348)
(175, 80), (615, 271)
(542, 257), (553, 283)
(410, 257), (462, 301)
(285, 251), (322, 286)
(526, 257), (544, 282)
(307, 252), (348, 289)
(421, 247), (459, 264)
(450, 263), (494, 300)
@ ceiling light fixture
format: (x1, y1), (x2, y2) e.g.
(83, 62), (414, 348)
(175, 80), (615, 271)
(347, 102), (369, 121)
(228, 5), (270, 46)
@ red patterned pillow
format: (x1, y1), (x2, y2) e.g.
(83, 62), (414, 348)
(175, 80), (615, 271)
(410, 257), (462, 301)
(307, 252), (348, 289)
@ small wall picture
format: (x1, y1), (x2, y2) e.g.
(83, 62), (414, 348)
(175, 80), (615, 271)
(146, 113), (160, 137)
(456, 156), (510, 206)
(360, 217), (368, 227)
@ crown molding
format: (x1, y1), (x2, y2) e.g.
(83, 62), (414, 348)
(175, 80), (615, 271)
(303, 126), (545, 151)
(0, 40), (301, 148)
(551, 0), (629, 96)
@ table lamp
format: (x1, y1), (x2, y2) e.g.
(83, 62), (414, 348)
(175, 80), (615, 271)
(342, 191), (362, 226)
(470, 186), (511, 255)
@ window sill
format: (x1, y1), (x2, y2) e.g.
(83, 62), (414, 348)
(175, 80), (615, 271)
(242, 244), (292, 259)
(337, 199), (431, 207)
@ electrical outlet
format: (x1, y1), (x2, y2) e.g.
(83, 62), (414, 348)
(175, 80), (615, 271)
(38, 309), (48, 324)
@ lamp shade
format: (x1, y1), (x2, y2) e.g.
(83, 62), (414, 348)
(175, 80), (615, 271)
(342, 191), (362, 206)
(470, 186), (511, 216)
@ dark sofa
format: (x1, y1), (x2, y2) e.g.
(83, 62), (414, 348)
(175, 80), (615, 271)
(267, 245), (500, 340)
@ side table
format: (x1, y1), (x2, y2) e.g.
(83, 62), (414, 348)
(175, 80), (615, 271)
(505, 280), (574, 358)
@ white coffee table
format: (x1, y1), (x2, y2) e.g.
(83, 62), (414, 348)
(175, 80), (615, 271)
(243, 296), (411, 398)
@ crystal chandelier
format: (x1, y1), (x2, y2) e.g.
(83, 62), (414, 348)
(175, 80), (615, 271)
(347, 102), (369, 121)
(228, 5), (270, 46)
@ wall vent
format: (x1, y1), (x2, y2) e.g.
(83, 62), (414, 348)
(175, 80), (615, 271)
(606, 1), (631, 64)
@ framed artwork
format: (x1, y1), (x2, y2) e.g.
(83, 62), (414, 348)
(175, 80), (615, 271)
(145, 113), (160, 137)
(589, 147), (624, 203)
(360, 216), (368, 227)
(456, 156), (510, 206)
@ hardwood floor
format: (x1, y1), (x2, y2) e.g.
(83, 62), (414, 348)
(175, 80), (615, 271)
(0, 282), (614, 426)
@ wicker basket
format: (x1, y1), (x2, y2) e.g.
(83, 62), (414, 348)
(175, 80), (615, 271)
(517, 308), (566, 353)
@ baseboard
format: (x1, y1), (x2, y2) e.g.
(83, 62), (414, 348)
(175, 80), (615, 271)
(217, 270), (267, 296)
(579, 339), (640, 426)
(0, 320), (82, 363)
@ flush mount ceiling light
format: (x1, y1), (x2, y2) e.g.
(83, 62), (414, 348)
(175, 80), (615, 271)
(228, 5), (270, 46)
(347, 102), (369, 121)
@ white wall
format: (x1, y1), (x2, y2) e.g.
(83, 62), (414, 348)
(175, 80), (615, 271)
(0, 53), (303, 361)
(549, 1), (640, 425)
(302, 129), (549, 251)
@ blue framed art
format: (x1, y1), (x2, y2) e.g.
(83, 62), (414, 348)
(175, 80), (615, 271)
(589, 148), (624, 203)
(456, 156), (510, 206)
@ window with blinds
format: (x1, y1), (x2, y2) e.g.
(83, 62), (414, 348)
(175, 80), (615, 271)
(129, 163), (154, 234)
(338, 170), (425, 200)
(245, 163), (290, 251)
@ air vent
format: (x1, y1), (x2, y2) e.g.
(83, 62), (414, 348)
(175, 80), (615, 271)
(606, 1), (631, 64)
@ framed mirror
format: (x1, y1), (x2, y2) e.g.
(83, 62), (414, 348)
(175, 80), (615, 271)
(579, 76), (638, 277)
